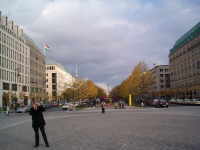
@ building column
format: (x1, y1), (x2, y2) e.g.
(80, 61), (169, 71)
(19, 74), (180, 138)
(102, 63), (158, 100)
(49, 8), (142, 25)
(0, 82), (3, 108)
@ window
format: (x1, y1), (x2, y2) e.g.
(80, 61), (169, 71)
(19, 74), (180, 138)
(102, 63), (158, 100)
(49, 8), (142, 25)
(160, 69), (163, 72)
(12, 84), (17, 91)
(52, 78), (56, 83)
(22, 86), (27, 92)
(52, 73), (56, 78)
(52, 91), (57, 97)
(3, 82), (9, 90)
(52, 85), (56, 90)
(160, 74), (163, 77)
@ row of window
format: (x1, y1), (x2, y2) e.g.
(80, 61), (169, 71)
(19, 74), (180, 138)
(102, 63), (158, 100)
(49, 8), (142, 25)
(0, 30), (28, 54)
(0, 56), (29, 75)
(0, 69), (29, 84)
(46, 84), (57, 90)
(170, 37), (200, 62)
(0, 43), (29, 64)
(160, 74), (169, 78)
(0, 24), (25, 43)
(30, 87), (44, 93)
(160, 68), (168, 72)
(46, 73), (57, 78)
(3, 82), (29, 92)
(46, 66), (55, 70)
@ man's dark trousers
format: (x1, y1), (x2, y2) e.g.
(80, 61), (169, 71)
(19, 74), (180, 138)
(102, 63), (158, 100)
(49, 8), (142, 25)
(34, 126), (49, 146)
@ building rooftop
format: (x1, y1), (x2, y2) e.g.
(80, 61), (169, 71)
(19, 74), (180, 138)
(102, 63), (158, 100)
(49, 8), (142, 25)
(150, 65), (168, 71)
(46, 58), (71, 74)
(170, 22), (200, 54)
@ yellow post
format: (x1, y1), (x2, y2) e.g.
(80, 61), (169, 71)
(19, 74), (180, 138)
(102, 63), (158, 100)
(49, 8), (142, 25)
(129, 94), (132, 106)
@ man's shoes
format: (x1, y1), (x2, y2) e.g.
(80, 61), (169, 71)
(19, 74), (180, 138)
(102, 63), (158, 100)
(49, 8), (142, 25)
(46, 144), (50, 148)
(34, 145), (39, 148)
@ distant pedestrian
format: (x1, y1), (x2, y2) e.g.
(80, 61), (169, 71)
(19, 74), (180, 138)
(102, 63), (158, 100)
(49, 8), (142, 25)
(101, 102), (106, 114)
(14, 104), (17, 113)
(141, 101), (144, 108)
(29, 102), (50, 148)
(6, 105), (10, 116)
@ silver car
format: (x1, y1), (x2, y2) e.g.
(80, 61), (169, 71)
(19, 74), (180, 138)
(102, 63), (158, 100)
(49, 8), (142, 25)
(16, 106), (31, 113)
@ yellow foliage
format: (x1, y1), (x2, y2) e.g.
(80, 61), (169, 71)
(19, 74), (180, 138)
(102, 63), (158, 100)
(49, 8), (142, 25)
(111, 62), (154, 99)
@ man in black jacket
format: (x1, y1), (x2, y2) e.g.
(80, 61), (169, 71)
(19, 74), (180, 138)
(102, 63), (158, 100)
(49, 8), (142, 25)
(29, 103), (50, 148)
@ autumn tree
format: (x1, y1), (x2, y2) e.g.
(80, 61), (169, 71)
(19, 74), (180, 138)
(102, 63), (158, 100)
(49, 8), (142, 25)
(96, 86), (107, 97)
(111, 62), (154, 102)
(62, 79), (106, 101)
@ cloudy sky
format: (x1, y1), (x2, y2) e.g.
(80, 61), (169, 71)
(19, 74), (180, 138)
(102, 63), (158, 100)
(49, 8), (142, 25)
(1, 0), (200, 89)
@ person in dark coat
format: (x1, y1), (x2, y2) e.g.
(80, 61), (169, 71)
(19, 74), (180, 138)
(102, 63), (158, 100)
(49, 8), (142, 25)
(101, 102), (105, 114)
(29, 103), (49, 148)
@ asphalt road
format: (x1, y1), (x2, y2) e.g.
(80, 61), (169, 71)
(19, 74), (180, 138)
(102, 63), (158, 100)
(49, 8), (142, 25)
(0, 106), (200, 150)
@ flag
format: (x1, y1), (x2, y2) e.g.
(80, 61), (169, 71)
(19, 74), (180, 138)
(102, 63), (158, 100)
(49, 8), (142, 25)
(44, 44), (50, 51)
(43, 44), (50, 56)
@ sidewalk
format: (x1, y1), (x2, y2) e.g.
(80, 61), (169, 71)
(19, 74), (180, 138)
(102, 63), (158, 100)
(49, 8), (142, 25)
(0, 111), (6, 118)
(0, 110), (16, 119)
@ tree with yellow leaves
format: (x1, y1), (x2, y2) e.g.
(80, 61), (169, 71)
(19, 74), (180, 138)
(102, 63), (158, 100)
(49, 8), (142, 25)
(111, 62), (154, 102)
(62, 79), (106, 101)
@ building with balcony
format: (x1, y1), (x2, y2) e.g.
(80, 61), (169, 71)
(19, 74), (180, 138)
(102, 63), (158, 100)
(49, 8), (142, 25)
(0, 11), (30, 108)
(46, 63), (74, 101)
(169, 22), (200, 99)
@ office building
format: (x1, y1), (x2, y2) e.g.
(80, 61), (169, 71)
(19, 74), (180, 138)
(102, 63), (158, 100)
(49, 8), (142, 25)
(150, 65), (170, 92)
(169, 22), (200, 98)
(46, 64), (74, 101)
(0, 11), (30, 107)
(25, 36), (46, 102)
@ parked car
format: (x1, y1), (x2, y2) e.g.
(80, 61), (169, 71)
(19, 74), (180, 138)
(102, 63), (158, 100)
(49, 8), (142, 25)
(43, 104), (52, 109)
(62, 103), (74, 111)
(152, 99), (168, 108)
(16, 106), (31, 113)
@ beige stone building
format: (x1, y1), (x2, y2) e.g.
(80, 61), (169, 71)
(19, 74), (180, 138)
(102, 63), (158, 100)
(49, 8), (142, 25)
(169, 22), (200, 99)
(150, 65), (170, 92)
(0, 11), (30, 107)
(46, 64), (74, 101)
(25, 36), (46, 102)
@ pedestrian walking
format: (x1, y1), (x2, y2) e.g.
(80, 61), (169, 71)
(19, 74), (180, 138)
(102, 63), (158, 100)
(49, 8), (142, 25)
(101, 102), (106, 114)
(29, 102), (50, 148)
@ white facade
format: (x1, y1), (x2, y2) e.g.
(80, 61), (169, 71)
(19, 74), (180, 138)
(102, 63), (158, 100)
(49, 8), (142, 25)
(46, 64), (74, 101)
(0, 11), (30, 107)
(150, 65), (170, 92)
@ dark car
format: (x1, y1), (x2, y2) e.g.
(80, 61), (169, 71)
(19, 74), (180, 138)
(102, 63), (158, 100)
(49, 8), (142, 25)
(153, 99), (168, 108)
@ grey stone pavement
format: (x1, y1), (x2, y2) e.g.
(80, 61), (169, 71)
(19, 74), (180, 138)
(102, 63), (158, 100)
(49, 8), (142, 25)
(0, 106), (200, 150)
